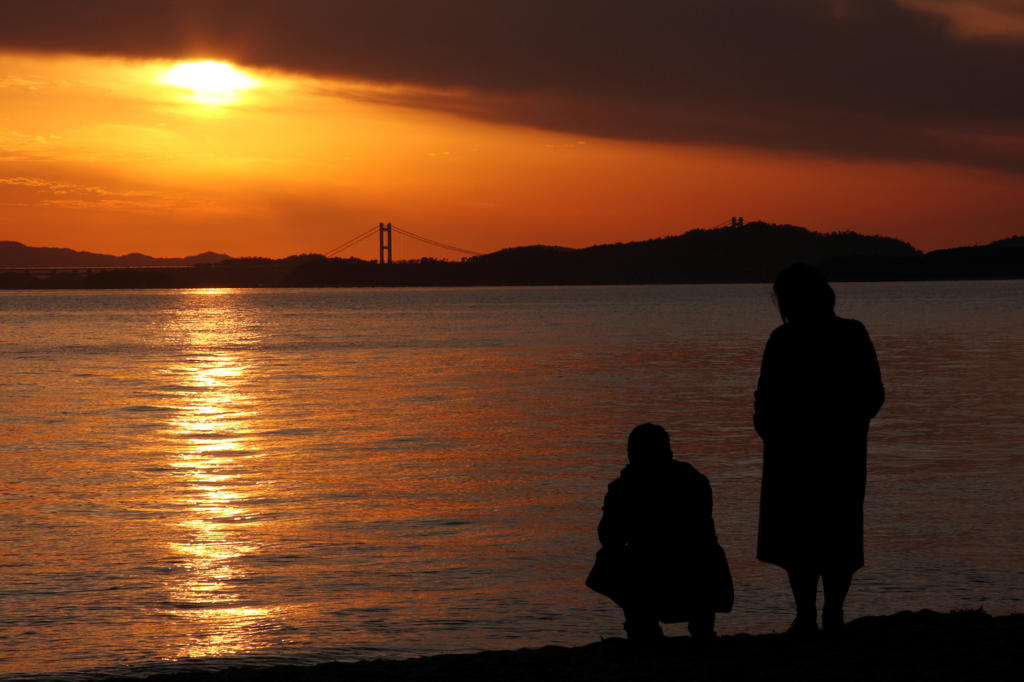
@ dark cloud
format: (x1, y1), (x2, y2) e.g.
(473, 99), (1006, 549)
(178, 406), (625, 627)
(3, 0), (1023, 171)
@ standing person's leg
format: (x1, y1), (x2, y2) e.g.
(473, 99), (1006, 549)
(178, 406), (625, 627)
(786, 570), (820, 632)
(821, 571), (853, 631)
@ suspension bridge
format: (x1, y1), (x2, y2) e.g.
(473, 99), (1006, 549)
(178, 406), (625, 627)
(325, 223), (482, 264)
(324, 218), (747, 264)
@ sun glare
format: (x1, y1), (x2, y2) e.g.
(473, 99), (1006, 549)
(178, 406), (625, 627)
(162, 61), (259, 104)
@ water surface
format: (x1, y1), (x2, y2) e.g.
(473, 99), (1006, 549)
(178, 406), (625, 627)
(1, 283), (1022, 679)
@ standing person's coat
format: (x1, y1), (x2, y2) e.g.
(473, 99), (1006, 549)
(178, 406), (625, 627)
(754, 314), (884, 572)
(586, 458), (733, 621)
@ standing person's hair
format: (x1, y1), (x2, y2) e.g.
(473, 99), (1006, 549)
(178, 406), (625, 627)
(772, 263), (835, 323)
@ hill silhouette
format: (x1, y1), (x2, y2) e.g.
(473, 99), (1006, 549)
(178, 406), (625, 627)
(0, 241), (230, 268)
(0, 252), (324, 289)
(282, 222), (920, 287)
(821, 235), (1024, 281)
(3, 222), (1023, 289)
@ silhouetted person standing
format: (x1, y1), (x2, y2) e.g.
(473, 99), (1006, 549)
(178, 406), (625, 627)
(754, 264), (884, 634)
(587, 423), (733, 641)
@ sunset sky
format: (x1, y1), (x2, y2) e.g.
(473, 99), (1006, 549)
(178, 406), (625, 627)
(2, 0), (1023, 259)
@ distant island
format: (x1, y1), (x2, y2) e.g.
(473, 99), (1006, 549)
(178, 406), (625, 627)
(0, 241), (231, 268)
(2, 222), (1022, 289)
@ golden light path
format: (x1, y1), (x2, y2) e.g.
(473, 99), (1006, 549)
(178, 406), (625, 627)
(161, 61), (260, 105)
(164, 290), (276, 659)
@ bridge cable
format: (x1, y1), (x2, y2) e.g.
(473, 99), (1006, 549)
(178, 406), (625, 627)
(390, 226), (482, 257)
(324, 226), (379, 258)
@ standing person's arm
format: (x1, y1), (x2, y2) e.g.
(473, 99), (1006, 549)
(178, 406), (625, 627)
(754, 330), (786, 444)
(841, 321), (884, 427)
(857, 323), (885, 422)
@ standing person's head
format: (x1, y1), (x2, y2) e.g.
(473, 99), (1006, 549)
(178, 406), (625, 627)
(627, 423), (673, 467)
(773, 263), (835, 324)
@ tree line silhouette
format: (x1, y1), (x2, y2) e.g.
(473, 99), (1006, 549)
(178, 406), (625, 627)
(2, 222), (1022, 290)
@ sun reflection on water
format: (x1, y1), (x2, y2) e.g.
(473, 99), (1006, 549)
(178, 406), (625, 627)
(161, 292), (278, 660)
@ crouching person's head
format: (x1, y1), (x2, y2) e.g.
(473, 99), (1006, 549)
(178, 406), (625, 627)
(627, 423), (673, 468)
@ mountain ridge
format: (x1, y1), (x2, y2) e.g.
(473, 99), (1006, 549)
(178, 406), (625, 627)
(0, 241), (230, 268)
(283, 221), (925, 286)
(3, 221), (1022, 288)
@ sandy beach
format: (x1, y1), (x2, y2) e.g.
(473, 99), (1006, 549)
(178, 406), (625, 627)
(97, 609), (1021, 682)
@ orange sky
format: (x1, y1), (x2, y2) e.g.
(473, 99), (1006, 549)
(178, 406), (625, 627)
(2, 1), (1023, 259)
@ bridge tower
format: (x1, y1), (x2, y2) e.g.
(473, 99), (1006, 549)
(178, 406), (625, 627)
(379, 222), (393, 264)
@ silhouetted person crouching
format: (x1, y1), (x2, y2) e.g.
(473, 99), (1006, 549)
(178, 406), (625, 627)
(755, 264), (884, 634)
(586, 423), (733, 641)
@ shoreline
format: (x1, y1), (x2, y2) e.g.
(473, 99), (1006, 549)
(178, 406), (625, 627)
(83, 609), (1021, 682)
(2, 277), (1024, 293)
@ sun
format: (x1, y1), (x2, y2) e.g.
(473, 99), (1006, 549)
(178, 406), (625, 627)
(161, 61), (259, 104)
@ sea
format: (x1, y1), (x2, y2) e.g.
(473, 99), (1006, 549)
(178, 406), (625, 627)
(1, 282), (1022, 680)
